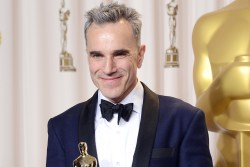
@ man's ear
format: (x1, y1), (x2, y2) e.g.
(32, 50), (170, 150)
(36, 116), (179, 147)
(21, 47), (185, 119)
(137, 45), (146, 68)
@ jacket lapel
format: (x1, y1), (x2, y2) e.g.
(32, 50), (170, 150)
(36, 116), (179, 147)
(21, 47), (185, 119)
(132, 83), (159, 167)
(78, 91), (99, 163)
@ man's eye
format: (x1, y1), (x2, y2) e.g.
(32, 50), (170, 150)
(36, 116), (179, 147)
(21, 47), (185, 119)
(114, 52), (129, 58)
(90, 54), (103, 59)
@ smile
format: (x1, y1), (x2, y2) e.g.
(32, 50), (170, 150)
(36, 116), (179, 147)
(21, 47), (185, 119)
(101, 76), (122, 81)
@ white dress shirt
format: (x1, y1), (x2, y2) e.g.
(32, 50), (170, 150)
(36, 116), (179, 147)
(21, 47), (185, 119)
(95, 81), (144, 167)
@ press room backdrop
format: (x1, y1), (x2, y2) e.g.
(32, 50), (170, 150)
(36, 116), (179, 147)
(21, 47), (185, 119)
(0, 0), (233, 166)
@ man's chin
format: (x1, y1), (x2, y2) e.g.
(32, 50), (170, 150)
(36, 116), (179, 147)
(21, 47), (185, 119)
(101, 90), (121, 101)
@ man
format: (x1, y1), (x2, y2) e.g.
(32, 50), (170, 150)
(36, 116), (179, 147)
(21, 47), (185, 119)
(46, 2), (213, 167)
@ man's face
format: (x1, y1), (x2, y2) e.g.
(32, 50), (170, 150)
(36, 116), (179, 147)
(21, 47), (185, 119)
(86, 19), (145, 103)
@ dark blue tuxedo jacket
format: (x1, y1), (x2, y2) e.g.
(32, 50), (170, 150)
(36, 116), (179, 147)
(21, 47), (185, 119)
(46, 83), (213, 167)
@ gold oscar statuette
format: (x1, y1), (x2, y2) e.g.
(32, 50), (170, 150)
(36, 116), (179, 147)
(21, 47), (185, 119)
(193, 0), (250, 166)
(73, 142), (98, 167)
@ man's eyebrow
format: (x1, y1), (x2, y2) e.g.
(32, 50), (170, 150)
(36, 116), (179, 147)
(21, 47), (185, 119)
(88, 49), (130, 56)
(89, 51), (102, 55)
(112, 49), (130, 55)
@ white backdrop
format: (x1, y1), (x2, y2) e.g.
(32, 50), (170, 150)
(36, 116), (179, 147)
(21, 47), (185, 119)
(0, 0), (233, 166)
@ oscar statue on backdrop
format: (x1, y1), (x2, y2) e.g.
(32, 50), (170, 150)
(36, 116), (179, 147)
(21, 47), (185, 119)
(164, 0), (179, 68)
(73, 142), (97, 167)
(192, 0), (250, 166)
(59, 0), (76, 71)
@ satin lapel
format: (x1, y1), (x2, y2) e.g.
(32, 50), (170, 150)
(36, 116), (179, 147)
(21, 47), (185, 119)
(132, 83), (159, 167)
(78, 91), (99, 162)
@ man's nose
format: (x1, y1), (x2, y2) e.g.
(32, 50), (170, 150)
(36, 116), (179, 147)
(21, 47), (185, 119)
(103, 57), (116, 74)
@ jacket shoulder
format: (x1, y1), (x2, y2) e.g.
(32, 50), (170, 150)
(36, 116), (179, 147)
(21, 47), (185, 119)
(50, 102), (85, 123)
(158, 95), (203, 117)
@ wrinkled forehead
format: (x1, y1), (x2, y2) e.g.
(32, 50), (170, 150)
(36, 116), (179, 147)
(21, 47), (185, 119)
(85, 19), (136, 45)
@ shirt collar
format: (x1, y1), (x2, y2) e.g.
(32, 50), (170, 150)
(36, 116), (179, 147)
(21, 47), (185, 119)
(97, 81), (144, 115)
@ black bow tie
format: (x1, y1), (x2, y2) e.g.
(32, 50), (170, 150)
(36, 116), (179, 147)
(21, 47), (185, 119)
(99, 99), (134, 125)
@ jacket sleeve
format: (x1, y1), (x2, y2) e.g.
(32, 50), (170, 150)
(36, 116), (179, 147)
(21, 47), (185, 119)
(46, 119), (66, 167)
(179, 110), (213, 167)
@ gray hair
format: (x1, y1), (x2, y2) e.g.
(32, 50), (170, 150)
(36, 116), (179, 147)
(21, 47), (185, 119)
(84, 2), (142, 45)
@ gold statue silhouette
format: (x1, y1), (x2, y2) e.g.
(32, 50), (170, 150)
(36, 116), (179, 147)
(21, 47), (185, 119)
(192, 0), (250, 166)
(73, 142), (98, 167)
